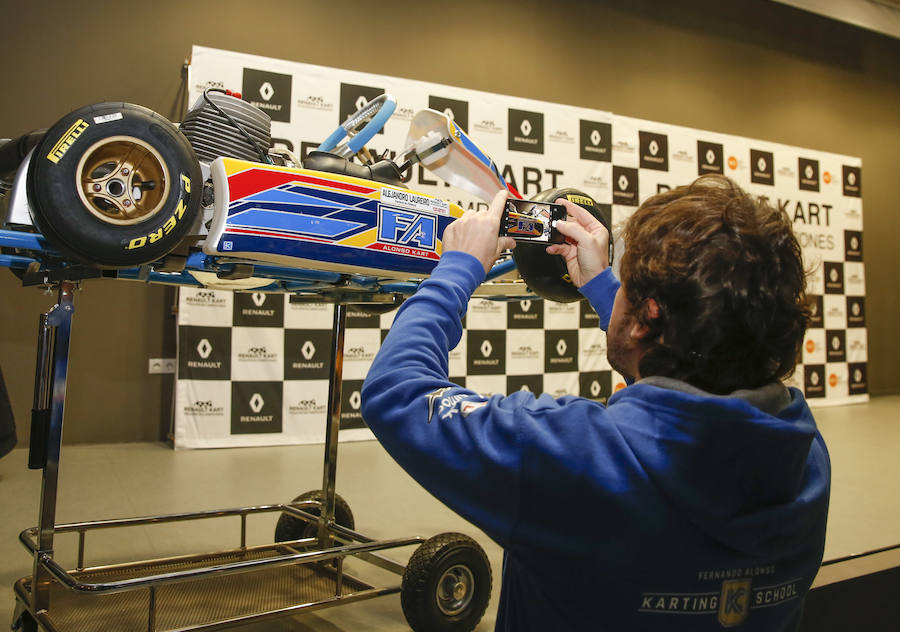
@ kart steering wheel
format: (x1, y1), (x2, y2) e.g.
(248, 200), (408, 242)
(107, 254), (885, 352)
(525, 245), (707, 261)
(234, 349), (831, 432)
(317, 93), (397, 159)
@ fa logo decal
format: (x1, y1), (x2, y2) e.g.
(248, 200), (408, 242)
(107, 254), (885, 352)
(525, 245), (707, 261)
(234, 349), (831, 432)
(378, 208), (437, 250)
(718, 578), (751, 627)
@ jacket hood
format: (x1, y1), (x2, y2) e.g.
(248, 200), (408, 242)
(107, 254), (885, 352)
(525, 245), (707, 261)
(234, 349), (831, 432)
(608, 379), (829, 558)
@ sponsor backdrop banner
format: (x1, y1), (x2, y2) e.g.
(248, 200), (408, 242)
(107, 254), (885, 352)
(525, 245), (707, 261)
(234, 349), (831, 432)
(174, 46), (866, 448)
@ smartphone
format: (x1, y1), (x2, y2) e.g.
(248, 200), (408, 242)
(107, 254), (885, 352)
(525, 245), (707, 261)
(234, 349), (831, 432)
(499, 199), (567, 244)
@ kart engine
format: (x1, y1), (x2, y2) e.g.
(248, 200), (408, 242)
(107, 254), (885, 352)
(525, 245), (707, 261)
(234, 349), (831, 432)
(180, 90), (272, 164)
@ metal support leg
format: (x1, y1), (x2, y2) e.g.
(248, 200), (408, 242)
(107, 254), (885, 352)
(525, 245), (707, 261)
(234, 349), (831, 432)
(30, 282), (76, 614)
(318, 304), (346, 549)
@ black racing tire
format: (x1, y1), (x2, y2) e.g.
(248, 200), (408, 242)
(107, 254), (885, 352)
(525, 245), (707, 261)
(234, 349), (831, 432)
(512, 188), (612, 303)
(274, 489), (355, 546)
(26, 102), (202, 268)
(401, 532), (492, 632)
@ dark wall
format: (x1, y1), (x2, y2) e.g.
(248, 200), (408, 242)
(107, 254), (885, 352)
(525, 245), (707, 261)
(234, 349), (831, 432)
(2, 0), (898, 443)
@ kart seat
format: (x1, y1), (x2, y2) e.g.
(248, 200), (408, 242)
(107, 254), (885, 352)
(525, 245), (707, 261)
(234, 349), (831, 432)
(303, 151), (405, 188)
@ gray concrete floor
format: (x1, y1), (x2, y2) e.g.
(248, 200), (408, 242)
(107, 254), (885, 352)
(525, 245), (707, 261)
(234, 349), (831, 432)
(1, 395), (899, 631)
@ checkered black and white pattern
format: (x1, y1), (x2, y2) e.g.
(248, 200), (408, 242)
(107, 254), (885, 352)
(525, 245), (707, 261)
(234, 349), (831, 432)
(174, 47), (867, 448)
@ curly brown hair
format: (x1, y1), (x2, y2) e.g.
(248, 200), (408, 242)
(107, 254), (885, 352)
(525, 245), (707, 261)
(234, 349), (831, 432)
(619, 175), (809, 394)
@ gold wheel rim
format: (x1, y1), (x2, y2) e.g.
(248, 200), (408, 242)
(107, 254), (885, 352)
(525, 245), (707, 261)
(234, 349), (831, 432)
(75, 135), (170, 225)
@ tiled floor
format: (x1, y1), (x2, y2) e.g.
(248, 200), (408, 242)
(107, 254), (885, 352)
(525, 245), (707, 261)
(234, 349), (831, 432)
(1, 395), (898, 631)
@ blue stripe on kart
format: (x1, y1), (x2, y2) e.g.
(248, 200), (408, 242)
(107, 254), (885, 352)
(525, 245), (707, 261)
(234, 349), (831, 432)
(228, 208), (366, 239)
(243, 187), (348, 209)
(455, 122), (507, 186)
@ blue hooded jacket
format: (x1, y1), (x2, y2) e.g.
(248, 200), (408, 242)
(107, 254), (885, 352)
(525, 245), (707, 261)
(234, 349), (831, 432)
(361, 251), (830, 631)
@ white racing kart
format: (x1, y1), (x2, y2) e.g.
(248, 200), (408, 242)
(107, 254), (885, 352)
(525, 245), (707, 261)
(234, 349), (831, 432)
(0, 91), (611, 306)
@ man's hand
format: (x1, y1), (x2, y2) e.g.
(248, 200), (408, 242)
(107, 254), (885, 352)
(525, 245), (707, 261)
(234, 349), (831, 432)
(441, 189), (516, 275)
(545, 198), (610, 287)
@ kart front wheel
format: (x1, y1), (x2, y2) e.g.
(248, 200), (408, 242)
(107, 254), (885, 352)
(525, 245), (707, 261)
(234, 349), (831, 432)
(26, 102), (202, 268)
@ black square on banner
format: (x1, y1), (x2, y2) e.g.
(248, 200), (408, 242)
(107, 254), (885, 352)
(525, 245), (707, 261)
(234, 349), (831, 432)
(508, 299), (544, 329)
(846, 297), (866, 328)
(844, 230), (863, 262)
(798, 157), (820, 192)
(242, 68), (292, 123)
(612, 166), (639, 206)
(826, 330), (846, 363)
(639, 131), (668, 171)
(579, 370), (612, 402)
(284, 330), (333, 380)
(806, 295), (824, 329)
(507, 375), (543, 396)
(340, 83), (386, 134)
(340, 379), (367, 430)
(842, 165), (861, 197)
(346, 307), (381, 328)
(429, 96), (469, 133)
(848, 363), (868, 395)
(449, 376), (467, 389)
(178, 325), (231, 380)
(750, 149), (774, 185)
(544, 330), (578, 373)
(508, 109), (544, 154)
(233, 292), (284, 327)
(467, 331), (506, 375)
(231, 382), (283, 434)
(824, 262), (845, 295)
(580, 301), (601, 329)
(697, 141), (724, 175)
(804, 365), (826, 399)
(579, 120), (612, 162)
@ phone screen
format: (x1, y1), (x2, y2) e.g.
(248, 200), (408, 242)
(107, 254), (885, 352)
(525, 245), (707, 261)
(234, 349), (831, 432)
(499, 199), (567, 244)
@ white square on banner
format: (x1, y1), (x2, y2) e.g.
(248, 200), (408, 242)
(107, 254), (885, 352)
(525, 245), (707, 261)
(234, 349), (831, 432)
(284, 301), (335, 329)
(845, 328), (868, 363)
(464, 375), (506, 398)
(174, 380), (232, 449)
(823, 295), (846, 331)
(544, 301), (579, 330)
(844, 262), (866, 296)
(579, 329), (610, 372)
(231, 327), (285, 382)
(343, 328), (381, 381)
(803, 329), (826, 365)
(543, 372), (579, 400)
(178, 288), (233, 327)
(506, 330), (544, 376)
(466, 298), (507, 330)
(282, 380), (330, 444)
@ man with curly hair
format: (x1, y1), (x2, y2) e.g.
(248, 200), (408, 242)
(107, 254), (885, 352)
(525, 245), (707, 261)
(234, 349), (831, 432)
(361, 175), (830, 631)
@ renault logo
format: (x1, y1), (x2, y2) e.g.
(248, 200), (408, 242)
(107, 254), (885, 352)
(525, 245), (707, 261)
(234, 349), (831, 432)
(556, 339), (567, 356)
(355, 95), (368, 110)
(706, 149), (716, 164)
(252, 293), (266, 307)
(757, 157), (767, 172)
(520, 119), (532, 137)
(259, 82), (274, 101)
(648, 139), (659, 156)
(520, 300), (532, 312)
(805, 164), (814, 179)
(590, 130), (601, 146)
(590, 380), (601, 397)
(618, 174), (629, 191)
(349, 390), (362, 410)
(481, 340), (493, 358)
(197, 339), (212, 359)
(301, 341), (316, 360)
(848, 172), (857, 185)
(250, 393), (265, 413)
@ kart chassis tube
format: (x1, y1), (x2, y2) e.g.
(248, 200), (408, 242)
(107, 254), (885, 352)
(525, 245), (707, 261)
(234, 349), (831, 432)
(13, 287), (425, 632)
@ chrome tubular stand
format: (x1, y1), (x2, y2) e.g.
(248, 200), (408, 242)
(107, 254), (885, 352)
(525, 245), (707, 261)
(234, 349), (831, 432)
(28, 282), (76, 617)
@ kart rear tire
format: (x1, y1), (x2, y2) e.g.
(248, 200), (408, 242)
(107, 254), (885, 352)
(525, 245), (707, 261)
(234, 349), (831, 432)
(512, 188), (612, 303)
(26, 102), (202, 268)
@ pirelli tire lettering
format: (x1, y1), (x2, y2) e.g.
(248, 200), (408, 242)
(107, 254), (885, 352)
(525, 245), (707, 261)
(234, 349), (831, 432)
(26, 102), (202, 268)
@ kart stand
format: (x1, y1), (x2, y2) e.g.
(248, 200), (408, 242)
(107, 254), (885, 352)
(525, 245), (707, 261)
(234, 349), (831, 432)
(11, 284), (426, 632)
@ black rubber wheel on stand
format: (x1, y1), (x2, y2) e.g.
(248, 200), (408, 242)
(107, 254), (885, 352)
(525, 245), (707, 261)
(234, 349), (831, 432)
(274, 489), (355, 545)
(26, 102), (202, 268)
(401, 532), (492, 632)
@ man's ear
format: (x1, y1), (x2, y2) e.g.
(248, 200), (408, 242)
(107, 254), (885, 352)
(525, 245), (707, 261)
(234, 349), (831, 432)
(629, 298), (661, 341)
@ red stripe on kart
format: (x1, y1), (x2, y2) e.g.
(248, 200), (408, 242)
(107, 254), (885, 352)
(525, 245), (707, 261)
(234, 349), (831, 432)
(228, 169), (377, 200)
(226, 227), (332, 244)
(368, 243), (440, 260)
